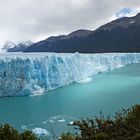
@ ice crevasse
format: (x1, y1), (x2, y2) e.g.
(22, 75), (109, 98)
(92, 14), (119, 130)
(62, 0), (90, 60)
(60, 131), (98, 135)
(0, 52), (140, 97)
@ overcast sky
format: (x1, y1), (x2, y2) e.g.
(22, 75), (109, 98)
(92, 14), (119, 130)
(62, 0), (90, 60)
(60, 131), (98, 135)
(0, 0), (140, 45)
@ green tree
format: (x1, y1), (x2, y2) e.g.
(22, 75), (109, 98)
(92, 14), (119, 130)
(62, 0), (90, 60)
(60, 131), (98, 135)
(0, 124), (39, 140)
(61, 105), (140, 140)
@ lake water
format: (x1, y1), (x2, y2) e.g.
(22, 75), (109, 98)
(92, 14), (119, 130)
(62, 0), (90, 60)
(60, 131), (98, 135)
(0, 63), (140, 137)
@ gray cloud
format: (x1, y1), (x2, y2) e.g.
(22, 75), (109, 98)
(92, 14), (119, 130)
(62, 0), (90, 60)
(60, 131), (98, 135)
(0, 0), (140, 44)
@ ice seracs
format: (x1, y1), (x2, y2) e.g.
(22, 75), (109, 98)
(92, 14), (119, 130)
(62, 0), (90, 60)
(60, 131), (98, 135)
(0, 53), (140, 97)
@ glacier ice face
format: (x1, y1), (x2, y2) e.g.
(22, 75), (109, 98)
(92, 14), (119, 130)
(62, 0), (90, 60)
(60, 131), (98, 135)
(0, 52), (140, 97)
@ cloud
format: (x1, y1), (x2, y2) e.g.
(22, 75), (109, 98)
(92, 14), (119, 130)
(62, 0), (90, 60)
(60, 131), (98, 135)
(0, 0), (140, 45)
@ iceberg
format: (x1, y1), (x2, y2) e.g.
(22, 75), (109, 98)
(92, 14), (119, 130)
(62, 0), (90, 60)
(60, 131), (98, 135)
(0, 52), (140, 97)
(32, 128), (50, 136)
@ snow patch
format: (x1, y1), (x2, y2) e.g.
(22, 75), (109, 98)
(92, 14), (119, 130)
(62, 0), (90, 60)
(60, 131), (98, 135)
(129, 20), (135, 24)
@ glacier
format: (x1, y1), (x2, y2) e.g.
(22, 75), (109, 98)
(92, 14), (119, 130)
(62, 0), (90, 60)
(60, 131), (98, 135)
(0, 52), (140, 97)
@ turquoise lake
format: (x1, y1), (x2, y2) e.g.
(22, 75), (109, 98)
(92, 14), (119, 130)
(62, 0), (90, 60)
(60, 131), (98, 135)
(0, 63), (140, 137)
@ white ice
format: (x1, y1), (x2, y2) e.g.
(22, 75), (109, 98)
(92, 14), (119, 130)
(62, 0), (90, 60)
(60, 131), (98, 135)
(32, 127), (50, 136)
(0, 52), (140, 97)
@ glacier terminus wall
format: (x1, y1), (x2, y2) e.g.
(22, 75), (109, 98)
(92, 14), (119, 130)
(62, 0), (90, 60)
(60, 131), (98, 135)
(0, 53), (140, 97)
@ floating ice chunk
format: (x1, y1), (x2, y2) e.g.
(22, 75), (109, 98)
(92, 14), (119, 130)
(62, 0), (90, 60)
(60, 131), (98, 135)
(77, 77), (92, 83)
(49, 120), (54, 124)
(21, 125), (27, 129)
(49, 115), (66, 124)
(32, 128), (50, 136)
(69, 121), (74, 125)
(58, 118), (65, 123)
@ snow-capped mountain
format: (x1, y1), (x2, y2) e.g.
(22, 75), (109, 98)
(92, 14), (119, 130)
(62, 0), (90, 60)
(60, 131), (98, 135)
(98, 13), (140, 31)
(24, 13), (140, 53)
(1, 40), (33, 52)
(2, 41), (16, 50)
(2, 13), (140, 53)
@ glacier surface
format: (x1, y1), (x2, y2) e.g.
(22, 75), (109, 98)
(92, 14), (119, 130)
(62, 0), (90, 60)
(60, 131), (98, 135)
(0, 52), (140, 97)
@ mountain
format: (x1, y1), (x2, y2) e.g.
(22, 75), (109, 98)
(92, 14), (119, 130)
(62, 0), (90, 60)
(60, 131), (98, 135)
(23, 13), (140, 53)
(98, 13), (140, 31)
(47, 30), (92, 41)
(23, 29), (92, 52)
(3, 41), (33, 52)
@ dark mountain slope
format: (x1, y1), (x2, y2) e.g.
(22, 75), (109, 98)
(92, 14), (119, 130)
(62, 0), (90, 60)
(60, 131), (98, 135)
(24, 14), (140, 53)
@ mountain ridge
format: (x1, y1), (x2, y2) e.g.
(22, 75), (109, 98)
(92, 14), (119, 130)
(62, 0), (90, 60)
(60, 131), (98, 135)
(5, 13), (140, 53)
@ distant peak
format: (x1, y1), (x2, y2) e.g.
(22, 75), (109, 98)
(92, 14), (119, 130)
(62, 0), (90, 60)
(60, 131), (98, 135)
(2, 41), (16, 50)
(98, 12), (140, 31)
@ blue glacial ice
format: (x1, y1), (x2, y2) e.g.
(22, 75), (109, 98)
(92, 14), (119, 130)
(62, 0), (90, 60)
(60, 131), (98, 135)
(0, 52), (140, 97)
